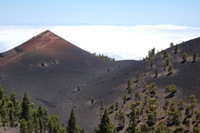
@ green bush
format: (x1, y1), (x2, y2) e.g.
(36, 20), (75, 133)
(182, 52), (188, 62)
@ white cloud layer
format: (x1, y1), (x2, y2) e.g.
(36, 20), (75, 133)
(0, 25), (200, 60)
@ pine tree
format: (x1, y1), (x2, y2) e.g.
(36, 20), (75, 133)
(134, 91), (141, 102)
(101, 99), (104, 110)
(177, 99), (185, 110)
(193, 51), (197, 62)
(128, 86), (133, 97)
(9, 106), (14, 127)
(67, 109), (82, 133)
(165, 57), (170, 66)
(174, 45), (178, 53)
(165, 84), (177, 95)
(168, 64), (174, 75)
(0, 86), (4, 100)
(122, 95), (127, 104)
(141, 122), (149, 133)
(48, 115), (60, 133)
(1, 104), (8, 126)
(144, 68), (147, 76)
(115, 102), (118, 110)
(10, 93), (18, 108)
(170, 42), (174, 47)
(190, 95), (197, 104)
(163, 102), (170, 115)
(60, 127), (67, 133)
(155, 68), (158, 78)
(196, 110), (200, 124)
(32, 110), (39, 133)
(182, 52), (188, 62)
(135, 70), (140, 82)
(164, 50), (169, 58)
(21, 90), (32, 121)
(115, 111), (126, 127)
(95, 109), (115, 133)
(150, 60), (153, 68)
(127, 79), (132, 90)
(194, 124), (200, 133)
(126, 107), (138, 133)
(20, 119), (29, 133)
(37, 105), (49, 133)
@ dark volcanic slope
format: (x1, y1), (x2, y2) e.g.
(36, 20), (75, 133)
(143, 37), (200, 102)
(1, 30), (200, 132)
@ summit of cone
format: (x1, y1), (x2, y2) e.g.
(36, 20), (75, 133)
(14, 30), (72, 53)
(0, 30), (115, 70)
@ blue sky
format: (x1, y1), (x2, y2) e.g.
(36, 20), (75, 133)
(1, 1), (200, 60)
(1, 0), (200, 26)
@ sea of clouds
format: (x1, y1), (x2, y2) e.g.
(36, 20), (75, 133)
(0, 25), (200, 60)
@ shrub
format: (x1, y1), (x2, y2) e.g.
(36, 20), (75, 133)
(135, 70), (140, 82)
(165, 84), (177, 94)
(155, 68), (158, 78)
(170, 42), (174, 47)
(144, 68), (147, 76)
(52, 59), (58, 64)
(190, 95), (197, 104)
(91, 98), (95, 104)
(148, 48), (155, 59)
(193, 51), (197, 62)
(101, 100), (104, 110)
(164, 50), (169, 58)
(150, 60), (153, 68)
(40, 60), (45, 67)
(77, 86), (80, 91)
(182, 52), (188, 62)
(174, 45), (178, 53)
(168, 64), (174, 75)
(122, 95), (127, 104)
(165, 57), (170, 66)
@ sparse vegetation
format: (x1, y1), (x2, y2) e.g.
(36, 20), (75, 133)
(40, 60), (45, 67)
(93, 53), (115, 61)
(150, 59), (153, 68)
(91, 98), (95, 104)
(148, 48), (155, 59)
(115, 110), (125, 129)
(77, 86), (80, 91)
(174, 45), (178, 53)
(122, 95), (127, 104)
(155, 68), (158, 78)
(170, 42), (174, 47)
(193, 51), (197, 62)
(134, 70), (140, 83)
(52, 59), (58, 64)
(101, 99), (104, 110)
(67, 109), (85, 133)
(165, 84), (177, 95)
(164, 50), (169, 58)
(95, 109), (115, 133)
(168, 64), (174, 75)
(144, 68), (147, 76)
(127, 78), (133, 93)
(165, 57), (170, 66)
(182, 52), (188, 62)
(0, 86), (85, 133)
